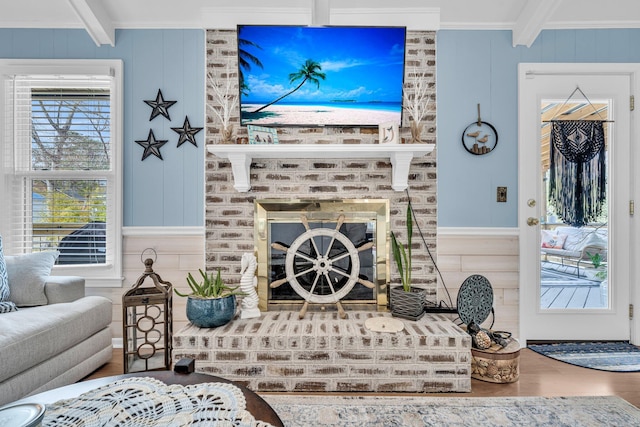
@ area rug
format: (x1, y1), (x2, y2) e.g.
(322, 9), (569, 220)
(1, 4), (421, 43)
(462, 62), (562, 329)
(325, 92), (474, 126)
(261, 395), (640, 427)
(528, 341), (640, 372)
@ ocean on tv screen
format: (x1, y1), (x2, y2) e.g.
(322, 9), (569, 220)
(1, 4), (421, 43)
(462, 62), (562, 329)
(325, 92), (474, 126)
(240, 101), (402, 127)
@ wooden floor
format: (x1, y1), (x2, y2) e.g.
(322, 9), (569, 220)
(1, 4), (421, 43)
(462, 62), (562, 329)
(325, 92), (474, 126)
(85, 348), (640, 408)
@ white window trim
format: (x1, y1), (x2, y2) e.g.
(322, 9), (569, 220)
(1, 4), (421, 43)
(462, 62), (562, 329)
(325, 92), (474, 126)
(0, 59), (123, 287)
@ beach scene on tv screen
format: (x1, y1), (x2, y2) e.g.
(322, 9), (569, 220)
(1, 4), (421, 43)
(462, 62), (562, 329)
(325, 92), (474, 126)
(238, 25), (406, 127)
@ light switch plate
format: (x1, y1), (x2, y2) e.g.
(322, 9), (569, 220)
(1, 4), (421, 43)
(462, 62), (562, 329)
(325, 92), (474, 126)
(497, 187), (507, 202)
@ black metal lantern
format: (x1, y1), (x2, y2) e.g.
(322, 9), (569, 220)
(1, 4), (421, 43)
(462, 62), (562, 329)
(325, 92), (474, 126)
(122, 250), (173, 373)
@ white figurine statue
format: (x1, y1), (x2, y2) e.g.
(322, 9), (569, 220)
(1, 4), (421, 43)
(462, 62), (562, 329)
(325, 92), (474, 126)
(239, 252), (261, 319)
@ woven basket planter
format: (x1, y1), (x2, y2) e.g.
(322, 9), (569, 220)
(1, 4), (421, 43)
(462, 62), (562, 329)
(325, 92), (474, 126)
(390, 286), (426, 320)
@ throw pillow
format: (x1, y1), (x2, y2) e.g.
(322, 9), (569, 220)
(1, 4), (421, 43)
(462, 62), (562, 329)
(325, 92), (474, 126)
(541, 230), (566, 249)
(0, 301), (17, 313)
(0, 236), (18, 313)
(5, 251), (59, 307)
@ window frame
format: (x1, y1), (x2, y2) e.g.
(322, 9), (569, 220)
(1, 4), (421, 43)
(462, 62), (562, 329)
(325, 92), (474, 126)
(0, 59), (123, 287)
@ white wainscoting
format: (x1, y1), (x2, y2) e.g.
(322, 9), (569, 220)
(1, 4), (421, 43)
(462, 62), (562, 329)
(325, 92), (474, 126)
(438, 227), (520, 339)
(85, 227), (205, 343)
(92, 227), (520, 344)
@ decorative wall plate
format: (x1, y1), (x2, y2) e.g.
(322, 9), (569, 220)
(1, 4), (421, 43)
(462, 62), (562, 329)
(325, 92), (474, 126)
(456, 274), (493, 326)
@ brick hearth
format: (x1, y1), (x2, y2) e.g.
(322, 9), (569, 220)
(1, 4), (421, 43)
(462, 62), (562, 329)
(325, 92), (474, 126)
(173, 311), (471, 393)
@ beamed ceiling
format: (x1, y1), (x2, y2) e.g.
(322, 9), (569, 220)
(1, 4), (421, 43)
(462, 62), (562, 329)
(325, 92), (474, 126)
(0, 0), (639, 47)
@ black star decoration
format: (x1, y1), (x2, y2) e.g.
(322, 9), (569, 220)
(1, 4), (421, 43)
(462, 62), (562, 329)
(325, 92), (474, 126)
(136, 129), (168, 161)
(144, 89), (177, 121)
(171, 116), (203, 147)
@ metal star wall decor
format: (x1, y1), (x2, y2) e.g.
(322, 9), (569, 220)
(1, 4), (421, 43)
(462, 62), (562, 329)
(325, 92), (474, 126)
(171, 116), (203, 147)
(144, 89), (177, 121)
(136, 129), (168, 160)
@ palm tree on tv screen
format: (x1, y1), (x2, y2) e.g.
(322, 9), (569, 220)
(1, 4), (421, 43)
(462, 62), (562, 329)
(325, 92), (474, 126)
(237, 31), (263, 96)
(253, 59), (326, 113)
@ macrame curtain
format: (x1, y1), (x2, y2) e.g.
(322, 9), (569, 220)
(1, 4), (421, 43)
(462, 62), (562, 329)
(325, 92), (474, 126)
(548, 120), (606, 227)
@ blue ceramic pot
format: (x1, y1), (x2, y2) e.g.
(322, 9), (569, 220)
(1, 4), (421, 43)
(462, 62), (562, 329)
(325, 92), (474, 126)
(186, 295), (236, 328)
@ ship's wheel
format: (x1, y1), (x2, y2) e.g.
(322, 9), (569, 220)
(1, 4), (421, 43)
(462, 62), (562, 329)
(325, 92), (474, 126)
(270, 214), (375, 319)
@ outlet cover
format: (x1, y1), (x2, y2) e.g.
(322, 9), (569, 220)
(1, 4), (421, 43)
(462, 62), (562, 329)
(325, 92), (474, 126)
(497, 187), (507, 202)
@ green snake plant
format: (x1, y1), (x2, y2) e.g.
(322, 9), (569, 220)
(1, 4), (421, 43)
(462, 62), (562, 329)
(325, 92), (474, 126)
(391, 201), (413, 292)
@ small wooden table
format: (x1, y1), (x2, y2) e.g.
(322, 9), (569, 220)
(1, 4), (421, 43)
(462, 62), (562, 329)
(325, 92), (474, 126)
(8, 371), (283, 426)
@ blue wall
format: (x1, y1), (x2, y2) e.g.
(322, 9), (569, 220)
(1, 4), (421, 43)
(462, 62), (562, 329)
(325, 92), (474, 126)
(0, 29), (205, 227)
(4, 28), (640, 228)
(437, 29), (640, 227)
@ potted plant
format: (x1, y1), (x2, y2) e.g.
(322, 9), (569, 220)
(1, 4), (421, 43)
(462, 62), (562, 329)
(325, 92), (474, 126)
(389, 201), (427, 320)
(586, 251), (607, 282)
(175, 268), (245, 328)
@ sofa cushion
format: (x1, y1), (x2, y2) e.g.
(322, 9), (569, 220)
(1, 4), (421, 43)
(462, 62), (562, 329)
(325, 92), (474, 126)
(541, 247), (582, 259)
(5, 251), (59, 307)
(0, 236), (17, 313)
(0, 295), (112, 384)
(584, 230), (607, 248)
(541, 230), (566, 249)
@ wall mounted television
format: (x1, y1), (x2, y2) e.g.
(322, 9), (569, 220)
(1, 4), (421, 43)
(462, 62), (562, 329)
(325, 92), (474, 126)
(237, 25), (406, 128)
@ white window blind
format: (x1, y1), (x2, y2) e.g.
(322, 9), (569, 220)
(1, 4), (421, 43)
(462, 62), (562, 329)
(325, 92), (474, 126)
(1, 60), (123, 287)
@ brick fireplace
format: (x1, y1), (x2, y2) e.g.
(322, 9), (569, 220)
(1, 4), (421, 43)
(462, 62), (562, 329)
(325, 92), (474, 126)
(171, 29), (471, 393)
(204, 28), (439, 295)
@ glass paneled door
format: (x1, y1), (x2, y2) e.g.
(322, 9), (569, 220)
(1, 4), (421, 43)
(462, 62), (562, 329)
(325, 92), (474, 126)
(518, 65), (631, 343)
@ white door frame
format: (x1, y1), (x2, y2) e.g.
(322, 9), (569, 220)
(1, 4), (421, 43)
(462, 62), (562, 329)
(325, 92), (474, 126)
(518, 63), (640, 345)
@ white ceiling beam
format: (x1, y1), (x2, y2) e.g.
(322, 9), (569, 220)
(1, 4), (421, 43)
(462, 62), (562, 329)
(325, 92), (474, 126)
(512, 0), (562, 47)
(67, 0), (115, 47)
(312, 0), (330, 26)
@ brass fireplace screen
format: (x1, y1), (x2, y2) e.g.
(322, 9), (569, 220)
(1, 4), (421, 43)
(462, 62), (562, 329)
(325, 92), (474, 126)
(255, 199), (390, 312)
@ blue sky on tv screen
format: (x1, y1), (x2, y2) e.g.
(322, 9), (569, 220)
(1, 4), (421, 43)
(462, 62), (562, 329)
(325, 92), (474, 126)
(238, 25), (406, 105)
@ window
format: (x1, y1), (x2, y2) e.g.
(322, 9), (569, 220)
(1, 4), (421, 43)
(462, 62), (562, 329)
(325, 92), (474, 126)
(0, 60), (123, 287)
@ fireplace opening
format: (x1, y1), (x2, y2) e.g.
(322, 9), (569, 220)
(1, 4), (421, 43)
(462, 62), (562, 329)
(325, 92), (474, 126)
(255, 199), (390, 312)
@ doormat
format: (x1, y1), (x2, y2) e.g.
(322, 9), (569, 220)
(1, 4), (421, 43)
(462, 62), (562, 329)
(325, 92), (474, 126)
(528, 341), (640, 372)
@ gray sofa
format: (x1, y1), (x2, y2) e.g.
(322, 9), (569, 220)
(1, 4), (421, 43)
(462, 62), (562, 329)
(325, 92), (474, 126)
(0, 276), (113, 406)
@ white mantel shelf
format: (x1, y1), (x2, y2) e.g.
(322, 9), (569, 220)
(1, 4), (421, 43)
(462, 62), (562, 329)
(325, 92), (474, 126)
(206, 143), (435, 192)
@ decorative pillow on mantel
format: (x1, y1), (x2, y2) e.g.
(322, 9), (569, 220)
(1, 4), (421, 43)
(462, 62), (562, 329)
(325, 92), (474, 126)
(5, 250), (59, 307)
(0, 236), (18, 313)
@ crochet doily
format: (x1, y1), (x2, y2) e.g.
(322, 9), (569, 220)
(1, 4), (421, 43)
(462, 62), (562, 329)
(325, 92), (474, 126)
(42, 377), (276, 427)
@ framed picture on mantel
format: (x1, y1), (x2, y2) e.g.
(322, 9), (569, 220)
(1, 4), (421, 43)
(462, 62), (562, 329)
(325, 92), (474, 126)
(379, 121), (399, 144)
(248, 125), (279, 144)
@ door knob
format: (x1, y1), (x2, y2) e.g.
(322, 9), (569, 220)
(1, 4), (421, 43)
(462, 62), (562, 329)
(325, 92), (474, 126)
(527, 217), (539, 226)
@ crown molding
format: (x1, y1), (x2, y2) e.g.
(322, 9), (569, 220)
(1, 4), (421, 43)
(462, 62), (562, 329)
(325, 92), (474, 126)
(545, 20), (640, 30)
(200, 6), (440, 30)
